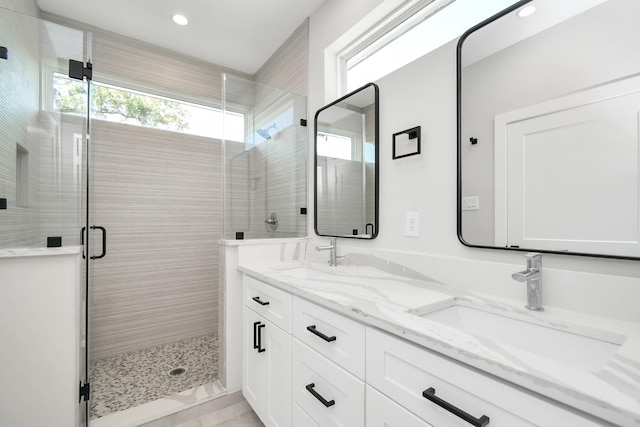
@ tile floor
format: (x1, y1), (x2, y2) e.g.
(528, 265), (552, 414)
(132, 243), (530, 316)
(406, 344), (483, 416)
(175, 401), (264, 427)
(90, 333), (219, 419)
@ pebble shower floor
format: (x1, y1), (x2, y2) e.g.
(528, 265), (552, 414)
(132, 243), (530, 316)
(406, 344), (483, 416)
(89, 333), (219, 418)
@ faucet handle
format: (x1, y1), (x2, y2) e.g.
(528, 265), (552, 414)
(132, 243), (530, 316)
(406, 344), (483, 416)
(523, 252), (542, 270)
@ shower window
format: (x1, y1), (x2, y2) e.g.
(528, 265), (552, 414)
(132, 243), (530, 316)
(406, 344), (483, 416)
(52, 73), (244, 139)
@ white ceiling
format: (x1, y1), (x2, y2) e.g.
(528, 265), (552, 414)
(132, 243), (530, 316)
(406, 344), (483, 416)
(35, 0), (326, 75)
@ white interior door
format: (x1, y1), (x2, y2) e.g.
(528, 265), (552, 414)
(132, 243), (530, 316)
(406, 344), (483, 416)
(497, 80), (640, 256)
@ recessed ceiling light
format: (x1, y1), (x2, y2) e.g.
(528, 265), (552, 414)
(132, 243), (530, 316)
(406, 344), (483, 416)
(172, 14), (189, 26)
(517, 5), (537, 18)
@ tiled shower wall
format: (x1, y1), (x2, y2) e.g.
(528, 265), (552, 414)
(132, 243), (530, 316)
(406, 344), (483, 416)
(0, 10), (41, 248)
(89, 120), (221, 360)
(247, 126), (307, 239)
(0, 9), (82, 249)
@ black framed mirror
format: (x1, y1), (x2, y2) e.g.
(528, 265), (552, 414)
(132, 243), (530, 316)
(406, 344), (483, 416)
(458, 0), (640, 260)
(314, 83), (379, 239)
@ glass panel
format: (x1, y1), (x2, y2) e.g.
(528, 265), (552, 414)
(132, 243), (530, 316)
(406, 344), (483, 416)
(86, 74), (223, 421)
(0, 11), (86, 250)
(222, 74), (307, 240)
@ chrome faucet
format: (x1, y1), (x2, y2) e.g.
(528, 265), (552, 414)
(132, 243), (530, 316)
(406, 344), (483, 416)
(316, 237), (338, 267)
(511, 252), (544, 311)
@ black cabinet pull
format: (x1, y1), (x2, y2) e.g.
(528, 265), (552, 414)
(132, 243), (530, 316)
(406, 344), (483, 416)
(252, 296), (270, 306)
(306, 383), (335, 407)
(306, 325), (336, 342)
(253, 321), (261, 350)
(422, 388), (489, 427)
(257, 323), (266, 353)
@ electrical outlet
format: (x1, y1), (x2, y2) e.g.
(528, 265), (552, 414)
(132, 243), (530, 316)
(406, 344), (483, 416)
(405, 211), (420, 237)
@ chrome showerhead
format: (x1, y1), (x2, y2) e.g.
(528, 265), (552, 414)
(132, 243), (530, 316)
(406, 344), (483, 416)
(257, 123), (277, 140)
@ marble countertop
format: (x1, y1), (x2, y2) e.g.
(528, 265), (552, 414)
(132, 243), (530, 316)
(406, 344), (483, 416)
(238, 258), (640, 426)
(0, 246), (82, 258)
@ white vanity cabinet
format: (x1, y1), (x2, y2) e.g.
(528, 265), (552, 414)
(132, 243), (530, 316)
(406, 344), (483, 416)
(366, 385), (432, 427)
(242, 276), (292, 427)
(366, 328), (607, 427)
(241, 274), (610, 427)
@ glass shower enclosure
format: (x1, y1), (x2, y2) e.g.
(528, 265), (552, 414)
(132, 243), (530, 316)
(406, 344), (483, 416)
(222, 74), (308, 240)
(1, 9), (309, 426)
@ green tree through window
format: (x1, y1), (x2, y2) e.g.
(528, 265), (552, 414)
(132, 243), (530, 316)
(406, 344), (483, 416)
(54, 74), (188, 131)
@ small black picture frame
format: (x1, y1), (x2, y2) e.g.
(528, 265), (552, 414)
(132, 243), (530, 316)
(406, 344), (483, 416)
(392, 126), (421, 159)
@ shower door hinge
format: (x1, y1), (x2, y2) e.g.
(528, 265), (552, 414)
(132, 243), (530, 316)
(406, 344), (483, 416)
(0, 46), (7, 60)
(69, 59), (93, 81)
(79, 381), (91, 402)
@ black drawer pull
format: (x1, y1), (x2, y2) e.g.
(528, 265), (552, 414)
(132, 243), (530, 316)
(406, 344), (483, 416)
(252, 296), (270, 306)
(423, 388), (489, 427)
(306, 383), (335, 407)
(257, 323), (266, 353)
(306, 325), (337, 342)
(253, 321), (261, 350)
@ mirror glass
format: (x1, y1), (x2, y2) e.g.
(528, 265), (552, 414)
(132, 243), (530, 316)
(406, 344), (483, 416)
(315, 83), (379, 238)
(458, 0), (640, 259)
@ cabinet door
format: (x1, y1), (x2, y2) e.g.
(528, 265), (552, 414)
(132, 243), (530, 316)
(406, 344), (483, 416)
(293, 402), (319, 427)
(243, 306), (264, 414)
(366, 386), (433, 427)
(292, 339), (364, 427)
(263, 317), (292, 427)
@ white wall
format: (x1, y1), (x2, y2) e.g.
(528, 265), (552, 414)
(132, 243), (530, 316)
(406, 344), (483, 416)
(0, 0), (39, 16)
(307, 1), (640, 323)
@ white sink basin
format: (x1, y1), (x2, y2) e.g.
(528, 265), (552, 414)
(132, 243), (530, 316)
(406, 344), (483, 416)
(420, 305), (624, 370)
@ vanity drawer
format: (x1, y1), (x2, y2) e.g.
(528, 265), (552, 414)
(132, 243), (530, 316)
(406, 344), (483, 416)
(366, 328), (605, 427)
(366, 385), (432, 427)
(293, 297), (365, 379)
(292, 339), (365, 427)
(243, 275), (292, 333)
